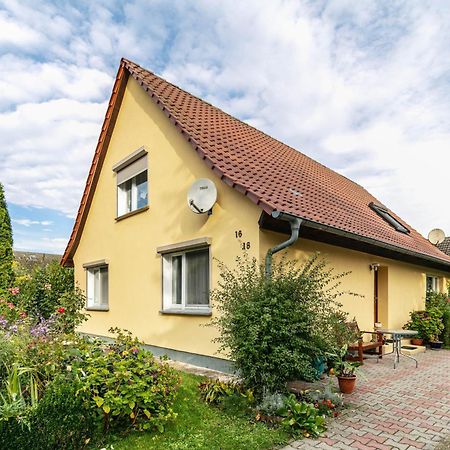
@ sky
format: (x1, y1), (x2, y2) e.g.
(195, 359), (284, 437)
(1, 0), (449, 254)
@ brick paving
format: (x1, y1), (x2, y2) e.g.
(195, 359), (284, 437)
(282, 350), (450, 450)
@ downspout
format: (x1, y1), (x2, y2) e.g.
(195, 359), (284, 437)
(265, 211), (303, 278)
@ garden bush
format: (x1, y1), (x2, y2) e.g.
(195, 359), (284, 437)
(78, 328), (180, 432)
(278, 394), (326, 438)
(31, 375), (97, 450)
(211, 254), (358, 395)
(0, 375), (97, 450)
(426, 290), (450, 345)
(11, 261), (86, 328)
(404, 308), (444, 342)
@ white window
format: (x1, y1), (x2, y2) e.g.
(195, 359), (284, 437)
(86, 266), (109, 310)
(113, 148), (148, 217)
(426, 275), (440, 293)
(162, 247), (210, 311)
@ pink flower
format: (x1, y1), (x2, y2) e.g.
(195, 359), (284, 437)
(19, 311), (27, 318)
(57, 307), (65, 314)
(7, 303), (15, 309)
(8, 287), (19, 296)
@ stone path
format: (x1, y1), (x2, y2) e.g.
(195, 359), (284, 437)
(283, 349), (450, 450)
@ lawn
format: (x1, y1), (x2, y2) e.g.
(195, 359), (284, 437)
(97, 372), (290, 450)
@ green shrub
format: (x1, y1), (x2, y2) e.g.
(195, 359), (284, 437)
(78, 328), (180, 432)
(198, 378), (244, 405)
(0, 335), (19, 379)
(404, 308), (444, 342)
(426, 291), (450, 345)
(442, 308), (450, 347)
(32, 375), (97, 450)
(14, 261), (80, 322)
(0, 376), (97, 450)
(0, 415), (32, 450)
(0, 183), (14, 290)
(279, 394), (326, 438)
(211, 254), (358, 395)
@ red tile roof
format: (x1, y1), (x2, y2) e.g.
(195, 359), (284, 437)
(61, 59), (450, 268)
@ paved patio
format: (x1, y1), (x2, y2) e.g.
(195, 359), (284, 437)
(283, 349), (450, 450)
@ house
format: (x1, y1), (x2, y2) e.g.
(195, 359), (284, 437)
(62, 59), (450, 371)
(437, 237), (450, 257)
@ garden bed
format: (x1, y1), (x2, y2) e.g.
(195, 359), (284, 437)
(96, 371), (290, 450)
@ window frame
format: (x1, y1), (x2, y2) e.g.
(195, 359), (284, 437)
(160, 244), (211, 315)
(113, 147), (148, 219)
(85, 263), (109, 311)
(117, 170), (148, 217)
(369, 202), (409, 234)
(426, 275), (440, 293)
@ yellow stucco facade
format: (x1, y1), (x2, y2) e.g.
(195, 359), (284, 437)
(73, 76), (449, 360)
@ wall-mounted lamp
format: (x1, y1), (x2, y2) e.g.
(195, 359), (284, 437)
(369, 263), (380, 271)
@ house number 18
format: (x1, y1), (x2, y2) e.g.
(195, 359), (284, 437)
(234, 230), (251, 251)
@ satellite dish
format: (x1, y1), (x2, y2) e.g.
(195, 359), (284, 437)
(428, 228), (445, 245)
(187, 179), (217, 214)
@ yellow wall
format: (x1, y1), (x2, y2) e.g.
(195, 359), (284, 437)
(259, 229), (449, 337)
(74, 75), (449, 359)
(74, 76), (261, 357)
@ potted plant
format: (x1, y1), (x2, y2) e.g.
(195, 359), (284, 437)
(403, 308), (444, 347)
(331, 346), (361, 394)
(429, 335), (443, 350)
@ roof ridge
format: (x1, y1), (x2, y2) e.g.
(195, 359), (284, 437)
(122, 58), (369, 195)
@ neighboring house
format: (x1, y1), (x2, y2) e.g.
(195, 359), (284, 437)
(437, 237), (450, 256)
(62, 59), (450, 371)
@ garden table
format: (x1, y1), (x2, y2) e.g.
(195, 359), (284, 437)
(376, 329), (419, 369)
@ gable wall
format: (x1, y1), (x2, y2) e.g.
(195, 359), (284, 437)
(73, 76), (261, 357)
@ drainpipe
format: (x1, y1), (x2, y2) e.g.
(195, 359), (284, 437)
(265, 211), (303, 278)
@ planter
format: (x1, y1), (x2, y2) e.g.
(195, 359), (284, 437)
(429, 341), (443, 350)
(411, 338), (424, 346)
(337, 375), (357, 394)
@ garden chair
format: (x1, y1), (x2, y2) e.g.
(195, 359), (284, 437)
(346, 321), (384, 364)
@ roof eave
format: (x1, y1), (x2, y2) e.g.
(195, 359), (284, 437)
(261, 211), (450, 272)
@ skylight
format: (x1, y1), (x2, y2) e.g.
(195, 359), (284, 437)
(369, 202), (409, 234)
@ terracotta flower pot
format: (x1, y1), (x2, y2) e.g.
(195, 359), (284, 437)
(337, 376), (357, 394)
(411, 338), (424, 346)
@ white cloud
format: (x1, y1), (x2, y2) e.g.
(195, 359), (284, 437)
(14, 236), (67, 254)
(12, 219), (53, 227)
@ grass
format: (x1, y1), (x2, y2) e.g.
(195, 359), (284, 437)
(94, 372), (289, 450)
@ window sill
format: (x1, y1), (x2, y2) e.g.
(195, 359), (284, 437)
(115, 205), (149, 222)
(86, 306), (109, 312)
(160, 308), (212, 317)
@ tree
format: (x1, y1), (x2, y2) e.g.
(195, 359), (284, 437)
(0, 183), (14, 289)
